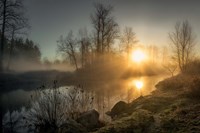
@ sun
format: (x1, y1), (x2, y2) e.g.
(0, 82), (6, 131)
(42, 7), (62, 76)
(131, 49), (146, 63)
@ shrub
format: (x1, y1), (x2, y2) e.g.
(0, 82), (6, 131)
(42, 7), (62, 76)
(24, 81), (94, 132)
(155, 75), (186, 91)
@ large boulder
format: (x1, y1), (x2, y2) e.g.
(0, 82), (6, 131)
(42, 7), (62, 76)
(106, 101), (128, 119)
(77, 109), (103, 131)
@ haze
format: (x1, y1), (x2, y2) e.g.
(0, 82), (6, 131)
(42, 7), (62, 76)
(24, 0), (200, 60)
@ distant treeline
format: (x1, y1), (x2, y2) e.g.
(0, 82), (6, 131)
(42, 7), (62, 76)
(3, 38), (41, 69)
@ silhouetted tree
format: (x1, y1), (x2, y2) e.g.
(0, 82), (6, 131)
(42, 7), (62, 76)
(163, 62), (177, 77)
(2, 38), (41, 71)
(57, 31), (78, 70)
(161, 46), (169, 64)
(78, 28), (92, 67)
(120, 27), (138, 60)
(91, 3), (118, 55)
(169, 21), (196, 72)
(12, 38), (41, 62)
(0, 0), (27, 71)
(6, 20), (30, 70)
(147, 45), (159, 64)
(43, 57), (52, 69)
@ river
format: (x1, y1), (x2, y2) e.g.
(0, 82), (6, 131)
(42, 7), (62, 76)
(0, 74), (169, 115)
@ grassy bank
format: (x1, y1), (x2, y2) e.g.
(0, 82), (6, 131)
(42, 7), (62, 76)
(94, 74), (200, 133)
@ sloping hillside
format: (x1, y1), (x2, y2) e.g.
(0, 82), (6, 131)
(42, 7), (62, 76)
(94, 74), (200, 133)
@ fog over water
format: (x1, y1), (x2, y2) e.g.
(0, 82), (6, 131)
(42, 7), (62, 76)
(1, 74), (169, 115)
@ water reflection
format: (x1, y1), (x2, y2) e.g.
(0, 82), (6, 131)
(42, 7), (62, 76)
(1, 75), (169, 115)
(134, 80), (143, 89)
(134, 80), (143, 96)
(1, 89), (34, 113)
(124, 75), (169, 102)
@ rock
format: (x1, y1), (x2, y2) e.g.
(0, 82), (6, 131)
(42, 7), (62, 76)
(58, 119), (87, 133)
(77, 109), (102, 131)
(107, 101), (128, 119)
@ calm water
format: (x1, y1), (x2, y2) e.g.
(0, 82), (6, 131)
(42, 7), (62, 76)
(0, 74), (169, 114)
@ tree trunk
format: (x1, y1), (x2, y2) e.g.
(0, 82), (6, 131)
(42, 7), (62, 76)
(7, 29), (15, 71)
(0, 0), (7, 72)
(0, 0), (7, 131)
(73, 54), (78, 70)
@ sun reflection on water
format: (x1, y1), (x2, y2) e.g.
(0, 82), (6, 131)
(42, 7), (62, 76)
(135, 80), (143, 89)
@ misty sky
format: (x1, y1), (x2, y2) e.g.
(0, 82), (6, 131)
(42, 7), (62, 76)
(23, 0), (200, 60)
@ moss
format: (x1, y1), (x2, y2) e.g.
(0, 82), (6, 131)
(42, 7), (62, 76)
(160, 118), (178, 132)
(95, 109), (155, 133)
(95, 74), (200, 133)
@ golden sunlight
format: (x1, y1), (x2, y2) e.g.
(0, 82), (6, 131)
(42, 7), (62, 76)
(135, 80), (143, 89)
(131, 49), (146, 63)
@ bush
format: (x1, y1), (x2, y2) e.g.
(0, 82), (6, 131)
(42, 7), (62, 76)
(155, 75), (187, 91)
(24, 81), (94, 132)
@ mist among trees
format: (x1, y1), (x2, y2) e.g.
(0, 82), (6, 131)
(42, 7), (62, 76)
(0, 1), (200, 133)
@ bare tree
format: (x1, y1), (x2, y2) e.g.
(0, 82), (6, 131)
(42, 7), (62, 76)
(0, 0), (28, 130)
(120, 27), (138, 59)
(57, 31), (78, 70)
(78, 28), (91, 68)
(43, 57), (52, 69)
(163, 62), (177, 77)
(91, 3), (118, 55)
(6, 20), (30, 70)
(147, 45), (159, 64)
(169, 21), (196, 72)
(161, 46), (169, 64)
(0, 0), (27, 71)
(66, 86), (94, 120)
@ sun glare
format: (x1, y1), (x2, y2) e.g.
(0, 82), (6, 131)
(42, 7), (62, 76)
(135, 80), (143, 89)
(131, 49), (146, 63)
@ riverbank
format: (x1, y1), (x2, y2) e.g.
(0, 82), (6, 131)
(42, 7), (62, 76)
(0, 70), (75, 93)
(2, 72), (200, 132)
(94, 74), (200, 133)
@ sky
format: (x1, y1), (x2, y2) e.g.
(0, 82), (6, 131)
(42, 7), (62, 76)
(23, 0), (200, 60)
